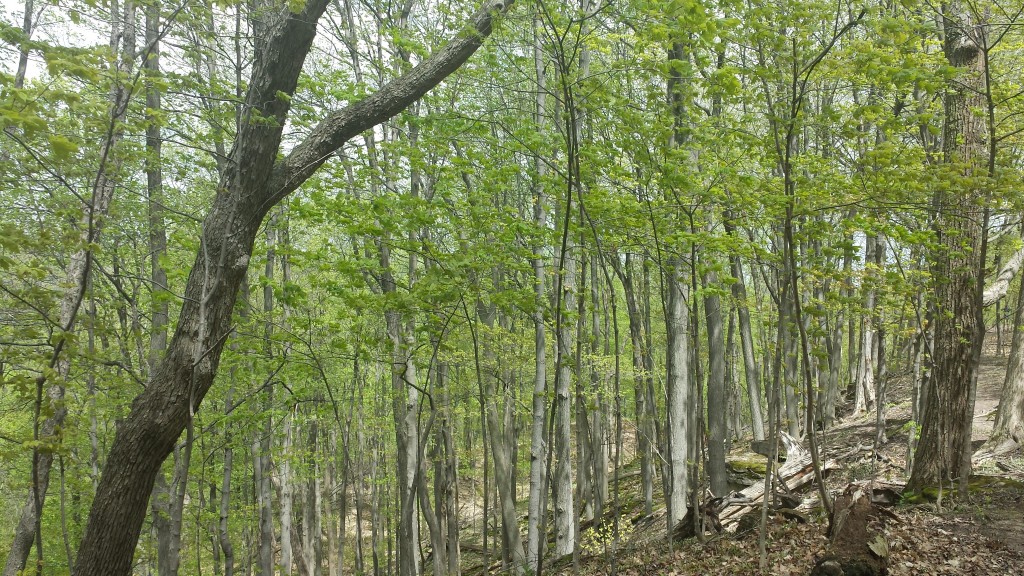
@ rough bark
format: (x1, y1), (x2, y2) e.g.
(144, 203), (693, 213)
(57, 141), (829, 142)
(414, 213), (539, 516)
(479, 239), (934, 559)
(907, 2), (987, 494)
(71, 2), (514, 573)
(810, 485), (889, 576)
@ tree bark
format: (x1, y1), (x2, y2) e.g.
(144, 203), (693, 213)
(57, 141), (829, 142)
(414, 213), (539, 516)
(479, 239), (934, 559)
(855, 235), (877, 414)
(725, 217), (765, 441)
(907, 2), (987, 494)
(665, 256), (691, 530)
(525, 16), (549, 569)
(280, 407), (296, 574)
(552, 237), (577, 558)
(704, 265), (729, 497)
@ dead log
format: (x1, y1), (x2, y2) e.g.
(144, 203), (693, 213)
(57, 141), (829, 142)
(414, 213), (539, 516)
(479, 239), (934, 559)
(810, 484), (889, 576)
(673, 432), (839, 539)
(673, 492), (753, 539)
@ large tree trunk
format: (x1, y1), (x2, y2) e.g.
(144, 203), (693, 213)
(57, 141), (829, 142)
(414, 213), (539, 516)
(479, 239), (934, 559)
(71, 2), (514, 573)
(907, 2), (987, 494)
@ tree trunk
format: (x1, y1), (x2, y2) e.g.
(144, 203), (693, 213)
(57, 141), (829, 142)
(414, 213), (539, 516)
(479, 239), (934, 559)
(907, 2), (987, 494)
(704, 265), (729, 497)
(253, 214), (278, 575)
(279, 407), (296, 574)
(981, 267), (1024, 454)
(525, 20), (549, 565)
(613, 254), (655, 514)
(552, 237), (577, 558)
(219, 387), (235, 576)
(725, 217), (765, 441)
(782, 283), (801, 438)
(591, 254), (609, 521)
(855, 235), (877, 414)
(479, 310), (527, 571)
(665, 255), (691, 530)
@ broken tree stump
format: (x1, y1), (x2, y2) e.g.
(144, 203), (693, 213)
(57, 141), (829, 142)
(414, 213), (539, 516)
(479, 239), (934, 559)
(810, 484), (889, 576)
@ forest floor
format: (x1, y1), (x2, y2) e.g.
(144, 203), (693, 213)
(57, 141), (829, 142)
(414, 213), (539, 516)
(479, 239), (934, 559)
(545, 352), (1024, 576)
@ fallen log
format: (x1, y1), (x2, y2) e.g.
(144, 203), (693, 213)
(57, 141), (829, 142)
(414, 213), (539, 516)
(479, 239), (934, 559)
(672, 432), (837, 538)
(810, 484), (889, 576)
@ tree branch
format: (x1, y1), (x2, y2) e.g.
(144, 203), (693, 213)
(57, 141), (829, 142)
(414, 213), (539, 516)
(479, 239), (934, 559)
(984, 244), (1024, 306)
(264, 0), (515, 206)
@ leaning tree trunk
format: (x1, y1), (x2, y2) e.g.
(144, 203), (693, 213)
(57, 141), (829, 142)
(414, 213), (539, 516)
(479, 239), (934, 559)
(981, 267), (1024, 454)
(907, 2), (987, 494)
(71, 2), (515, 574)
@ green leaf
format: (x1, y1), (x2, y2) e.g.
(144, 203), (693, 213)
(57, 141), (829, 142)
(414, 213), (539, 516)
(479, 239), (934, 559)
(48, 134), (79, 159)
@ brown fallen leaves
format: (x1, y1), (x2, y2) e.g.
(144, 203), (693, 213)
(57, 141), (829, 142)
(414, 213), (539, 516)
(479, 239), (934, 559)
(563, 503), (1021, 576)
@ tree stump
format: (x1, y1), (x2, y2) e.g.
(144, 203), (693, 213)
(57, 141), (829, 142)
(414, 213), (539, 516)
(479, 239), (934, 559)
(810, 485), (888, 576)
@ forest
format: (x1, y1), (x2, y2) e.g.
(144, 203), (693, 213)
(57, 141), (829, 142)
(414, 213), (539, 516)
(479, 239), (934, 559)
(1, 0), (1023, 574)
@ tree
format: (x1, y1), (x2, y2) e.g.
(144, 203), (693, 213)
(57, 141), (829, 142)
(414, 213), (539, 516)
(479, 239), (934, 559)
(2, 3), (136, 573)
(70, 1), (515, 573)
(907, 0), (988, 494)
